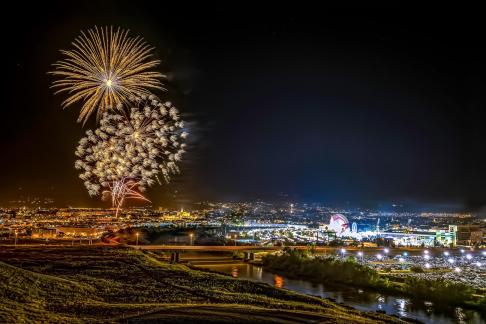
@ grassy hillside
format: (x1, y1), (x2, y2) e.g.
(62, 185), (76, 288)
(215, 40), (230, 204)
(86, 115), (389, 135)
(0, 246), (403, 323)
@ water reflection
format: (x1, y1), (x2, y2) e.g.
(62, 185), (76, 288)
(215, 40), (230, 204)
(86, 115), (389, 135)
(199, 263), (485, 324)
(274, 274), (284, 288)
(395, 298), (408, 318)
(376, 296), (385, 310)
(231, 266), (238, 278)
(455, 307), (467, 324)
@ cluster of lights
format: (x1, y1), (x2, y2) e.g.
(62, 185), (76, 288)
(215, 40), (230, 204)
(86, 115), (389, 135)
(336, 249), (485, 273)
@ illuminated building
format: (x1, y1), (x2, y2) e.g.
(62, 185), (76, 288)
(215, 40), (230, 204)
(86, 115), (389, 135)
(449, 225), (483, 246)
(56, 227), (103, 238)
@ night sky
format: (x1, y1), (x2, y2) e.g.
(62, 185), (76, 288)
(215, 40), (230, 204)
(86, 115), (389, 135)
(2, 3), (486, 210)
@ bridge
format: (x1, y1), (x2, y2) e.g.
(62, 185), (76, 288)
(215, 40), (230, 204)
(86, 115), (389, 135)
(129, 245), (283, 251)
(128, 245), (288, 263)
(127, 245), (365, 262)
(127, 245), (374, 252)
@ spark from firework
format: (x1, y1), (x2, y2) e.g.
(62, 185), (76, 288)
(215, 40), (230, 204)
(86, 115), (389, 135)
(75, 94), (188, 215)
(50, 26), (164, 124)
(104, 178), (150, 217)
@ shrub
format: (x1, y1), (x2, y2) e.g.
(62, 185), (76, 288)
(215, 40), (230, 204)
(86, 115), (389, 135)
(410, 266), (424, 273)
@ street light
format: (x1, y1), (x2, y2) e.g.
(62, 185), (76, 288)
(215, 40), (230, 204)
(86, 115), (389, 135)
(398, 257), (405, 263)
(425, 263), (431, 269)
(466, 254), (473, 260)
(447, 258), (455, 264)
(340, 248), (346, 258)
(424, 255), (430, 260)
(454, 267), (461, 273)
(376, 253), (383, 260)
(443, 251), (450, 257)
(384, 248), (389, 254)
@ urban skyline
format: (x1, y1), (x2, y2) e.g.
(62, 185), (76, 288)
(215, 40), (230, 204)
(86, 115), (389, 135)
(1, 3), (485, 323)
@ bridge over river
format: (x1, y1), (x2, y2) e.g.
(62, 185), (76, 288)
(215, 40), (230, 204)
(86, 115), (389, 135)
(128, 245), (418, 252)
(129, 245), (283, 251)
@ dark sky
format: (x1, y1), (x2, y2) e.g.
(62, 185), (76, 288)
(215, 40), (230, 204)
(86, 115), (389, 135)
(2, 3), (486, 210)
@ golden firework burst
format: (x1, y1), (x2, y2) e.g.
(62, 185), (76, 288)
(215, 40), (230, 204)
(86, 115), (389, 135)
(50, 26), (164, 123)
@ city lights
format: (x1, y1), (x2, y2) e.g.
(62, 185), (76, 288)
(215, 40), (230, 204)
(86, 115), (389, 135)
(3, 10), (486, 324)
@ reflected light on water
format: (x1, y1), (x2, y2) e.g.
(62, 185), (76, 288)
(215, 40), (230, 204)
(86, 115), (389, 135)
(424, 301), (434, 314)
(274, 274), (284, 288)
(455, 307), (466, 323)
(252, 265), (263, 280)
(396, 298), (408, 318)
(377, 296), (385, 310)
(198, 261), (484, 324)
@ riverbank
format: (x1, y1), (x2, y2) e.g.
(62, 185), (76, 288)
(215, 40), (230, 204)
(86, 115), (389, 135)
(262, 249), (486, 314)
(0, 246), (402, 323)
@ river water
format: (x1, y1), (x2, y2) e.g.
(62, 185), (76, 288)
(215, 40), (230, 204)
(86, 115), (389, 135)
(196, 262), (485, 324)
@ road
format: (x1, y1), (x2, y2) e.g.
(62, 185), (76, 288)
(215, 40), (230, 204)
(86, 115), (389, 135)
(129, 245), (281, 251)
(128, 245), (437, 253)
(0, 243), (469, 256)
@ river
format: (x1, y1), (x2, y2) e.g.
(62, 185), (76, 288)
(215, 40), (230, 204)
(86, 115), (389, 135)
(194, 261), (484, 324)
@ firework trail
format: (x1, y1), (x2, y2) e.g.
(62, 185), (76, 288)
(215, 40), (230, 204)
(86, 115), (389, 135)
(51, 26), (163, 124)
(75, 94), (188, 215)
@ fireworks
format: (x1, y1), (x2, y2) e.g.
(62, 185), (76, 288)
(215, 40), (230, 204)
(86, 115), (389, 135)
(75, 94), (188, 214)
(51, 26), (191, 214)
(51, 26), (163, 124)
(105, 178), (151, 217)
